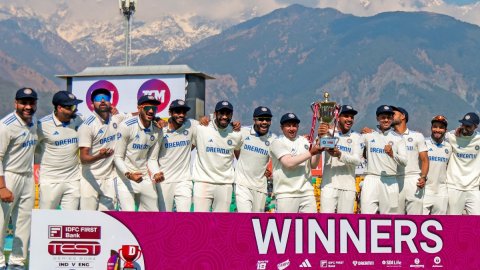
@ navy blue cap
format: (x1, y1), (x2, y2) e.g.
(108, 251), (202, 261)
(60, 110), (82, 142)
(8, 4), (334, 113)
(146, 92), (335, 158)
(15, 88), (38, 100)
(52, 91), (83, 106)
(169, 99), (190, 111)
(215, 100), (233, 111)
(138, 94), (161, 106)
(391, 106), (409, 123)
(91, 88), (111, 101)
(339, 105), (358, 116)
(253, 106), (272, 117)
(459, 112), (480, 126)
(376, 105), (394, 116)
(280, 112), (300, 125)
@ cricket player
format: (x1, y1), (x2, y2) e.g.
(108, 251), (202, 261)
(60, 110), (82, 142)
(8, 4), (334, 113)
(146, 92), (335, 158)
(157, 99), (198, 212)
(114, 95), (164, 211)
(318, 105), (363, 213)
(270, 113), (323, 213)
(391, 106), (429, 214)
(78, 88), (133, 210)
(37, 91), (83, 210)
(361, 105), (407, 214)
(445, 112), (480, 215)
(423, 115), (451, 215)
(234, 106), (276, 212)
(0, 88), (38, 269)
(192, 101), (242, 212)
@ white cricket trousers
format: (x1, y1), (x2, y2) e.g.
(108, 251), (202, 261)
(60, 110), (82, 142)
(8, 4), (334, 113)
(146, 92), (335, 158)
(423, 194), (448, 215)
(320, 185), (355, 213)
(447, 188), (480, 215)
(193, 182), (232, 212)
(361, 175), (399, 214)
(39, 179), (80, 210)
(0, 172), (35, 267)
(235, 184), (267, 213)
(80, 174), (117, 211)
(398, 174), (424, 214)
(276, 195), (317, 213)
(116, 175), (159, 211)
(158, 181), (193, 212)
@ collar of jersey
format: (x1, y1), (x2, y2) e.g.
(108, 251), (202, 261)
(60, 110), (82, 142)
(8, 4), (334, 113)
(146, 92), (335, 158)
(51, 112), (70, 127)
(14, 112), (33, 127)
(375, 126), (391, 135)
(212, 119), (229, 132)
(136, 115), (152, 131)
(249, 125), (271, 137)
(93, 111), (110, 125)
(429, 136), (445, 147)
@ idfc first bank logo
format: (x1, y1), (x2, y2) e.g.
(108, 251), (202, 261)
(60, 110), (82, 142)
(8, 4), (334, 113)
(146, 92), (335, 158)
(86, 80), (120, 111)
(137, 79), (171, 113)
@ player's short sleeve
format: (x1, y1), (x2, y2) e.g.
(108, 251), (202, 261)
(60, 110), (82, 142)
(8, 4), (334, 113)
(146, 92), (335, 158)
(416, 133), (428, 152)
(270, 138), (290, 160)
(78, 124), (93, 148)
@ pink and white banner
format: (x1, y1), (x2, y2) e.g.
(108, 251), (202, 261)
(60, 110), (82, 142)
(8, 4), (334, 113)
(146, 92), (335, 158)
(31, 210), (480, 269)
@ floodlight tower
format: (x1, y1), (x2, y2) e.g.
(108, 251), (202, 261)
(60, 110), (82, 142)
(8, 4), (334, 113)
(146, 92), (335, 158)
(119, 0), (137, 66)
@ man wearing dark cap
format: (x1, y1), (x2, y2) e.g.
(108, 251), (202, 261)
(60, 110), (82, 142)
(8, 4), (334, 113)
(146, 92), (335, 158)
(191, 100), (242, 212)
(37, 90), (84, 211)
(157, 99), (198, 212)
(445, 112), (480, 214)
(270, 113), (323, 213)
(114, 95), (164, 211)
(234, 106), (276, 212)
(423, 115), (451, 214)
(360, 105), (407, 214)
(78, 88), (134, 210)
(0, 88), (38, 269)
(317, 105), (363, 213)
(391, 106), (429, 215)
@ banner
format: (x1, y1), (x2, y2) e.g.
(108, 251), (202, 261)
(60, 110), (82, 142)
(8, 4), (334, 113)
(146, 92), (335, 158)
(31, 210), (480, 269)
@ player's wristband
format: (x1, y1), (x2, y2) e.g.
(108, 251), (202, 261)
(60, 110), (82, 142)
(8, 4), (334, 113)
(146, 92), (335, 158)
(125, 172), (131, 179)
(420, 176), (427, 181)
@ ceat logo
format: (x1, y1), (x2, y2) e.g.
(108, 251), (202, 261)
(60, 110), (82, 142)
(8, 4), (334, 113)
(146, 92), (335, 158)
(137, 79), (171, 113)
(48, 241), (101, 256)
(85, 80), (120, 111)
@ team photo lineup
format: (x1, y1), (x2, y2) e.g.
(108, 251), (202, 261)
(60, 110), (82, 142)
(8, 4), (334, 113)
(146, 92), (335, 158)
(1, 86), (480, 267)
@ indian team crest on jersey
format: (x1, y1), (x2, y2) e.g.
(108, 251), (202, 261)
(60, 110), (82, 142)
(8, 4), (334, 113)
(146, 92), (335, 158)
(445, 149), (449, 154)
(113, 123), (118, 129)
(265, 141), (270, 146)
(117, 133), (122, 139)
(227, 139), (233, 145)
(304, 144), (309, 150)
(183, 130), (189, 136)
(347, 138), (352, 144)
(476, 145), (480, 151)
(150, 135), (155, 141)
(388, 141), (394, 146)
(408, 137), (413, 142)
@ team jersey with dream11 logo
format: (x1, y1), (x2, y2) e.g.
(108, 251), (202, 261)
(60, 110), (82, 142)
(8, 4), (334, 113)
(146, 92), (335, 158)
(78, 112), (132, 179)
(0, 112), (38, 176)
(362, 129), (407, 176)
(392, 129), (428, 176)
(234, 126), (276, 193)
(36, 113), (84, 182)
(425, 137), (452, 195)
(445, 131), (480, 190)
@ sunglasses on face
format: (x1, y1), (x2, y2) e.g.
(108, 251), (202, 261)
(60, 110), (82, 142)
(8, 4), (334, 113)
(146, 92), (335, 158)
(61, 105), (77, 111)
(93, 94), (111, 102)
(255, 117), (272, 122)
(141, 105), (158, 113)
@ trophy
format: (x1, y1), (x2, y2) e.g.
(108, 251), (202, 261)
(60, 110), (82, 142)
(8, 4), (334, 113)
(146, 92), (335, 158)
(119, 245), (142, 269)
(312, 92), (338, 148)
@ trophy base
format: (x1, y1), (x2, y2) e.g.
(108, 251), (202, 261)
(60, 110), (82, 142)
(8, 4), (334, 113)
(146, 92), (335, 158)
(320, 137), (337, 149)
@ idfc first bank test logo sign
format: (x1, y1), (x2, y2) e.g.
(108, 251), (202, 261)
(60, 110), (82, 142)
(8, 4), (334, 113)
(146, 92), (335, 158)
(85, 80), (120, 111)
(137, 79), (171, 113)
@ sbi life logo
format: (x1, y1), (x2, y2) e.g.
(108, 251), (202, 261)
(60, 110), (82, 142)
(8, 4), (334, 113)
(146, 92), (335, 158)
(137, 79), (171, 113)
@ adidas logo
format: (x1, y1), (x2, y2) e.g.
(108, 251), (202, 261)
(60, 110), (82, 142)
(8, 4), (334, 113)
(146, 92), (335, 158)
(299, 259), (311, 268)
(245, 137), (250, 140)
(370, 139), (375, 143)
(98, 129), (104, 134)
(208, 139), (213, 143)
(53, 131), (59, 136)
(20, 132), (26, 137)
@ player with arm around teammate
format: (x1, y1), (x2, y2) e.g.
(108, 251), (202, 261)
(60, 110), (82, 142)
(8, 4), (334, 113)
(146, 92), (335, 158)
(317, 105), (363, 213)
(234, 106), (276, 212)
(114, 95), (164, 211)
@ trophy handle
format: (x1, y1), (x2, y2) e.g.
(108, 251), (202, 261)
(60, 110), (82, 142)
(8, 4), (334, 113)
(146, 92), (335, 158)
(134, 249), (142, 261)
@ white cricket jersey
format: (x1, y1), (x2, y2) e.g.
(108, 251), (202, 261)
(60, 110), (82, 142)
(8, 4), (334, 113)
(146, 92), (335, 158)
(362, 129), (407, 176)
(78, 112), (132, 179)
(321, 130), (363, 192)
(113, 116), (162, 177)
(234, 126), (277, 193)
(158, 119), (198, 183)
(270, 135), (313, 198)
(445, 131), (480, 190)
(393, 129), (428, 176)
(0, 112), (38, 176)
(192, 120), (242, 184)
(425, 137), (451, 195)
(36, 113), (83, 182)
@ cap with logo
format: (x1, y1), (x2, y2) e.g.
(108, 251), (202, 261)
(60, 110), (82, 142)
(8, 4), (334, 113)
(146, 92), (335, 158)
(169, 99), (190, 111)
(52, 90), (83, 106)
(376, 105), (394, 116)
(339, 105), (358, 116)
(215, 100), (233, 112)
(391, 106), (409, 122)
(91, 88), (111, 101)
(431, 115), (448, 127)
(138, 94), (161, 106)
(253, 106), (273, 117)
(459, 112), (480, 126)
(15, 87), (38, 100)
(280, 112), (300, 125)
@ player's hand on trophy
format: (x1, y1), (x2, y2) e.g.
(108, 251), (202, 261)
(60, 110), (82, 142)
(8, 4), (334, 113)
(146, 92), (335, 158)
(199, 115), (210, 126)
(317, 122), (330, 137)
(126, 172), (143, 183)
(384, 144), (394, 158)
(361, 127), (373, 134)
(231, 121), (241, 131)
(309, 143), (324, 156)
(98, 148), (114, 159)
(153, 172), (165, 183)
(326, 147), (341, 158)
(0, 187), (14, 203)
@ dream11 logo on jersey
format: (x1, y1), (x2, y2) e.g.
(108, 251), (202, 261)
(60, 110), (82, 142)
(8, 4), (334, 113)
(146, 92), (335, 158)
(137, 79), (171, 113)
(85, 80), (120, 111)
